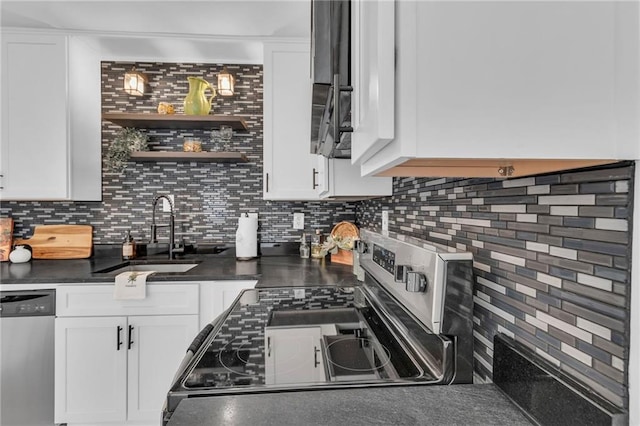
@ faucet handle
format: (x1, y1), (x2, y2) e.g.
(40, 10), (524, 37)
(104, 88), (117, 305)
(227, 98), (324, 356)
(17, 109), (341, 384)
(171, 239), (186, 254)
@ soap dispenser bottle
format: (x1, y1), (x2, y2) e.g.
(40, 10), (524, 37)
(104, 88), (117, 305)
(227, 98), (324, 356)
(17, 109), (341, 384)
(299, 233), (310, 259)
(122, 230), (136, 260)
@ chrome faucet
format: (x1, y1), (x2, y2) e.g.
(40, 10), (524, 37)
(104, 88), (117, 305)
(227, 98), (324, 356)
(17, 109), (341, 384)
(151, 195), (183, 259)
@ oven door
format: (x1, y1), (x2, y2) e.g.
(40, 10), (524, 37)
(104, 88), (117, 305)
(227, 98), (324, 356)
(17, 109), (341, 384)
(164, 285), (455, 424)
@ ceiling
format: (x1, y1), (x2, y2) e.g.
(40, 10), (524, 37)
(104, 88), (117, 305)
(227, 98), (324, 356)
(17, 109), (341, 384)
(0, 0), (311, 39)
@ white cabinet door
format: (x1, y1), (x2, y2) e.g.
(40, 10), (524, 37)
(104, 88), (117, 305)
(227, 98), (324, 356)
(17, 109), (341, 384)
(360, 1), (639, 178)
(317, 155), (392, 199)
(350, 0), (395, 164)
(1, 34), (69, 200)
(263, 43), (318, 200)
(67, 35), (102, 201)
(263, 42), (393, 199)
(127, 315), (199, 422)
(199, 281), (257, 329)
(265, 327), (326, 385)
(55, 316), (127, 424)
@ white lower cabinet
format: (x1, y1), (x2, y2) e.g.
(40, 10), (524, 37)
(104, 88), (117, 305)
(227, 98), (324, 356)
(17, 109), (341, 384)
(127, 315), (198, 422)
(54, 284), (199, 426)
(55, 316), (127, 424)
(265, 326), (327, 385)
(199, 280), (257, 329)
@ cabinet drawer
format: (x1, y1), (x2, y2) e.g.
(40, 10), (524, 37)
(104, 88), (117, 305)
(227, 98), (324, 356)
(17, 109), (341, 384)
(56, 284), (199, 317)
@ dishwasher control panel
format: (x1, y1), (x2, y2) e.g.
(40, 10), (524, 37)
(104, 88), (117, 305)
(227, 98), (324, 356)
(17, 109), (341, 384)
(0, 290), (55, 317)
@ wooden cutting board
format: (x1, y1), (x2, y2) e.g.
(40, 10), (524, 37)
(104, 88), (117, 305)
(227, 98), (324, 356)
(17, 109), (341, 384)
(0, 218), (14, 261)
(14, 225), (93, 259)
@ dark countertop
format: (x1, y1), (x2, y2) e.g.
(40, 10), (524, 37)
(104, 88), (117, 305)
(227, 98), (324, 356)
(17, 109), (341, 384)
(166, 384), (532, 426)
(0, 247), (360, 288)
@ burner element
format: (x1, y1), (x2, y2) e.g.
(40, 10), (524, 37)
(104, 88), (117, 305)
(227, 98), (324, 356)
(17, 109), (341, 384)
(324, 335), (391, 380)
(217, 338), (257, 377)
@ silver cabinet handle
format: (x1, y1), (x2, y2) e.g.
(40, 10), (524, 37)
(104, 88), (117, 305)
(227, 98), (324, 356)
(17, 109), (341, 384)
(265, 173), (269, 192)
(267, 336), (271, 357)
(312, 168), (318, 189)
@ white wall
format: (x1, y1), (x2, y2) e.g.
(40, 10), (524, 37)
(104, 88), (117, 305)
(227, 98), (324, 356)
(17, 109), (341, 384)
(96, 35), (266, 64)
(1, 27), (309, 65)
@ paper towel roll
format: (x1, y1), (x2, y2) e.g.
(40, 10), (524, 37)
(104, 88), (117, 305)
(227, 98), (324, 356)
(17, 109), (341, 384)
(236, 213), (258, 259)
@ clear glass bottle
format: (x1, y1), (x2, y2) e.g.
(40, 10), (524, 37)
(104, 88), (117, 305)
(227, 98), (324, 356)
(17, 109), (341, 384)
(311, 229), (323, 258)
(299, 233), (310, 259)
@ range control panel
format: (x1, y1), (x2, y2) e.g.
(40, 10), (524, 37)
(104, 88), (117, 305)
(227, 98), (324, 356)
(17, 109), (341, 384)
(372, 244), (396, 275)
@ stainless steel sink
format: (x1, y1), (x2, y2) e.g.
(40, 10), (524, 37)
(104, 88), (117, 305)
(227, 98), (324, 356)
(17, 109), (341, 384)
(95, 261), (199, 275)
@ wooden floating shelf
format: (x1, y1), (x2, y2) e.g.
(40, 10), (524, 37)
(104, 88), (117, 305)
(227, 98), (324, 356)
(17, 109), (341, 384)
(102, 112), (249, 131)
(130, 151), (249, 163)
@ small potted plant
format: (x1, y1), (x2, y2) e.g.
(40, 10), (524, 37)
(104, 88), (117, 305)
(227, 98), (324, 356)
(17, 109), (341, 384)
(105, 128), (148, 173)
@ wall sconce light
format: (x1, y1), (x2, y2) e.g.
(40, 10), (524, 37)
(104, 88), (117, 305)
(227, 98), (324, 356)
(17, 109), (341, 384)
(124, 67), (147, 96)
(217, 67), (235, 96)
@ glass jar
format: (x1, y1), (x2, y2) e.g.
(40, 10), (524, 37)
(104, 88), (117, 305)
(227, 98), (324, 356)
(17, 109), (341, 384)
(183, 139), (202, 152)
(310, 229), (323, 258)
(299, 234), (310, 259)
(210, 129), (231, 151)
(219, 125), (233, 141)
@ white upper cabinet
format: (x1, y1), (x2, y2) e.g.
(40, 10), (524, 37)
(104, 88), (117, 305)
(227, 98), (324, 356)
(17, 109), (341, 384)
(358, 1), (640, 178)
(316, 155), (392, 199)
(350, 0), (395, 165)
(263, 42), (319, 200)
(0, 32), (101, 201)
(1, 34), (69, 200)
(264, 43), (318, 200)
(263, 42), (392, 200)
(67, 35), (102, 201)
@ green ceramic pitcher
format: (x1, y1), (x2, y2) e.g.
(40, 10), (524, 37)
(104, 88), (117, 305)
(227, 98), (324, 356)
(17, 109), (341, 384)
(184, 76), (217, 115)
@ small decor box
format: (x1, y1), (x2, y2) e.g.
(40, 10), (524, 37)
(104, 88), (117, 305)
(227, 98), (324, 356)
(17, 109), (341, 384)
(330, 248), (353, 266)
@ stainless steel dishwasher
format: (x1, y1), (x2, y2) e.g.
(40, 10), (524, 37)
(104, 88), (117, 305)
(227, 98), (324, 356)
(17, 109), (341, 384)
(0, 289), (55, 426)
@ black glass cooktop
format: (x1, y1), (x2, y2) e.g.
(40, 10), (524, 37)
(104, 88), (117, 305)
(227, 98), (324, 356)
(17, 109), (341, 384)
(179, 285), (442, 392)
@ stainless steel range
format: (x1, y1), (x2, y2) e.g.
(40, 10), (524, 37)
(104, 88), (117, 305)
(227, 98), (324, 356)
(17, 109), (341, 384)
(163, 230), (474, 424)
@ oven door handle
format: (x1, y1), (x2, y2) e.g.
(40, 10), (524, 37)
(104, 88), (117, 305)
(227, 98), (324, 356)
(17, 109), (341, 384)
(187, 323), (213, 354)
(170, 310), (227, 386)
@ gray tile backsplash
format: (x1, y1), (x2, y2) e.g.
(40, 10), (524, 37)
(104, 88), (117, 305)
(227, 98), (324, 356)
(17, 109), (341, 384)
(0, 60), (634, 411)
(1, 61), (355, 243)
(357, 163), (633, 408)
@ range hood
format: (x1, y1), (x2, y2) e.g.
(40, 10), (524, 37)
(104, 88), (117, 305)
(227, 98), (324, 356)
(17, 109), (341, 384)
(310, 0), (352, 159)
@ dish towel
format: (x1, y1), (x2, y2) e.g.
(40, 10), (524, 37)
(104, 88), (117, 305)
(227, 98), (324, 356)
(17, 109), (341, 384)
(114, 271), (155, 300)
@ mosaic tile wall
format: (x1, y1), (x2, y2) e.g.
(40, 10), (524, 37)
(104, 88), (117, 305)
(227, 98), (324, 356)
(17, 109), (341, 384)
(357, 163), (634, 408)
(1, 62), (355, 244)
